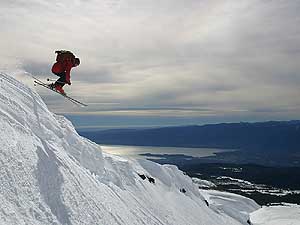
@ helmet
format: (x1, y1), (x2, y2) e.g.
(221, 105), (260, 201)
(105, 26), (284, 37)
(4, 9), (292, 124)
(74, 58), (80, 66)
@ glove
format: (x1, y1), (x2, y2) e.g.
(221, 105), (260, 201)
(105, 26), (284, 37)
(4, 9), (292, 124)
(66, 80), (71, 85)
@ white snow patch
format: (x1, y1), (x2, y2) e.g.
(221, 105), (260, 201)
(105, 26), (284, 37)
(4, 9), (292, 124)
(192, 177), (217, 188)
(217, 176), (254, 186)
(250, 204), (300, 225)
(200, 190), (260, 225)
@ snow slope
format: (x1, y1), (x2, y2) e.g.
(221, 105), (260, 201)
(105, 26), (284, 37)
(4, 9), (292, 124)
(0, 72), (257, 225)
(250, 204), (300, 225)
(200, 190), (259, 224)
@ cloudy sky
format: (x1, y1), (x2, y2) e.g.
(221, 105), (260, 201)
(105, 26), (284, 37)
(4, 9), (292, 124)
(1, 0), (300, 129)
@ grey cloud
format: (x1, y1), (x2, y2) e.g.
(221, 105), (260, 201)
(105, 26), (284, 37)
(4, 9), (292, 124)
(1, 0), (300, 121)
(22, 61), (52, 76)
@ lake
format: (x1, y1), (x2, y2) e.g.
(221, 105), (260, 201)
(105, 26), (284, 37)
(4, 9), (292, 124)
(100, 145), (234, 159)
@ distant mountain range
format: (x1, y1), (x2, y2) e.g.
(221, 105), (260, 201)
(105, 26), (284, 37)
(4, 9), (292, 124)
(78, 120), (300, 153)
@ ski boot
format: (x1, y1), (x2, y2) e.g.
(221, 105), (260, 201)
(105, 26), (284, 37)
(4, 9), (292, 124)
(55, 85), (66, 95)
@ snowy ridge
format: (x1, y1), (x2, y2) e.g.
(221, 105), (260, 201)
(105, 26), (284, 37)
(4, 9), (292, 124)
(250, 204), (300, 225)
(0, 72), (258, 225)
(200, 190), (259, 224)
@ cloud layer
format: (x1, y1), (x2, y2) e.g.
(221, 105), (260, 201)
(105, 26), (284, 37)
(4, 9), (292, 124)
(1, 0), (300, 125)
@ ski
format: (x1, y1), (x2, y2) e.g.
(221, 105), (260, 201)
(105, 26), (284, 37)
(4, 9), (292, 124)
(32, 78), (88, 107)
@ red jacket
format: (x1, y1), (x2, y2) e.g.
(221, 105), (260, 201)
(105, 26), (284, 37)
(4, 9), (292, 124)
(52, 60), (74, 83)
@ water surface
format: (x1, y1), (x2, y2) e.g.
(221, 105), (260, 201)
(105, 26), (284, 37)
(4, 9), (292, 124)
(101, 145), (234, 159)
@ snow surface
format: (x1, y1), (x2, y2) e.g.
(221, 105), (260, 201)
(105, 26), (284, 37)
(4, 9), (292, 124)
(200, 190), (259, 225)
(192, 177), (217, 188)
(250, 204), (300, 225)
(0, 72), (297, 225)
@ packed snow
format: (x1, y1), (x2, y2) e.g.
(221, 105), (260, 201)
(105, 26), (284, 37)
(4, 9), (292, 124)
(200, 190), (259, 224)
(0, 72), (299, 225)
(250, 204), (300, 225)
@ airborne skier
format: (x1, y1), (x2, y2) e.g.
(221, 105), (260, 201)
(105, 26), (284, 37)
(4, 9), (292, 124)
(51, 50), (80, 95)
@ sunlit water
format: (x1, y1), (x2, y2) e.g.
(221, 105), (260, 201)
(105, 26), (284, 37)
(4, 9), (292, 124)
(101, 145), (234, 159)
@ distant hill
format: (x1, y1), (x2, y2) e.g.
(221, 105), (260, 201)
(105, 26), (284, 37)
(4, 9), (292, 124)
(78, 121), (300, 153)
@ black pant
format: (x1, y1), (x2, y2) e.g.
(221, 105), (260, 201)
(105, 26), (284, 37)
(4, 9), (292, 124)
(53, 72), (66, 87)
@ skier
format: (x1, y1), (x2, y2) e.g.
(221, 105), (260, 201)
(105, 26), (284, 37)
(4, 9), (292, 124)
(51, 50), (80, 95)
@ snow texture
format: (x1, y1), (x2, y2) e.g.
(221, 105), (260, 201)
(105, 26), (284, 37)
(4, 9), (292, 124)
(200, 190), (260, 225)
(0, 72), (296, 225)
(192, 177), (217, 188)
(250, 204), (300, 225)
